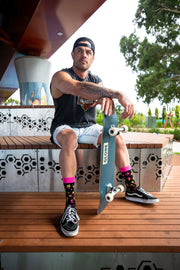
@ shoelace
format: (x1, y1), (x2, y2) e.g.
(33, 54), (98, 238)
(138, 187), (152, 197)
(62, 206), (80, 224)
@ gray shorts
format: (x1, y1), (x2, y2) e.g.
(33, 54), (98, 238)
(53, 124), (103, 149)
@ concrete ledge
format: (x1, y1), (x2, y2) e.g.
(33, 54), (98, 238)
(0, 133), (173, 192)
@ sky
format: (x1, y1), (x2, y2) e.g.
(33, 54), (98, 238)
(11, 0), (175, 115)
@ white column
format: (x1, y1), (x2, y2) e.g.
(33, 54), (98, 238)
(14, 56), (51, 105)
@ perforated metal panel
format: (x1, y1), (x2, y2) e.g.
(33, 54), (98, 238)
(140, 140), (173, 191)
(10, 108), (53, 136)
(38, 149), (63, 192)
(0, 144), (172, 192)
(0, 149), (38, 192)
(0, 107), (54, 136)
(0, 109), (11, 136)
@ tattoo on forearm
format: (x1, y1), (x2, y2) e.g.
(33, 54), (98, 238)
(79, 82), (120, 100)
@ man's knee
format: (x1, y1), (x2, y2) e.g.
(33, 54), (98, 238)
(57, 129), (78, 149)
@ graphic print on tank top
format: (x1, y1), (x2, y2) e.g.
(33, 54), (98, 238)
(77, 97), (94, 111)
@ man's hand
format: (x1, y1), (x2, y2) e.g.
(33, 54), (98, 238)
(92, 97), (115, 116)
(118, 94), (134, 119)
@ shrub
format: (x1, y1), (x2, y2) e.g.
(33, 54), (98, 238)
(149, 128), (180, 141)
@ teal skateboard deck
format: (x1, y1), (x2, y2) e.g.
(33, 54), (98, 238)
(97, 112), (126, 214)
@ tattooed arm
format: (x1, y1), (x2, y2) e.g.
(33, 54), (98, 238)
(51, 71), (120, 99)
(51, 70), (134, 118)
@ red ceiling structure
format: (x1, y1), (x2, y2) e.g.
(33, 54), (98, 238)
(0, 0), (106, 104)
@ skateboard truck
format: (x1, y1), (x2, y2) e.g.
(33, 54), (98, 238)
(109, 125), (128, 136)
(105, 184), (124, 202)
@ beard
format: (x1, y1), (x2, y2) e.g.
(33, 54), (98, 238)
(74, 59), (90, 72)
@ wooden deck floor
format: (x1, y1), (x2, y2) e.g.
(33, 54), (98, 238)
(0, 156), (179, 253)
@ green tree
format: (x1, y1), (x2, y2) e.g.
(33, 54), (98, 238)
(155, 108), (159, 119)
(162, 106), (167, 120)
(130, 111), (145, 128)
(175, 104), (180, 119)
(96, 108), (103, 126)
(148, 108), (152, 116)
(115, 104), (124, 125)
(120, 0), (180, 104)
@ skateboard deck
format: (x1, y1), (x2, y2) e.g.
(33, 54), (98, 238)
(97, 112), (118, 214)
(97, 112), (127, 214)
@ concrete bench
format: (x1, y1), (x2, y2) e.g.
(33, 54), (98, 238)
(0, 133), (173, 192)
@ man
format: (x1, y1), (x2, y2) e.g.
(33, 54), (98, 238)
(50, 37), (159, 237)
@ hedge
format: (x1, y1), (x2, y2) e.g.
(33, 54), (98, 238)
(129, 128), (180, 141)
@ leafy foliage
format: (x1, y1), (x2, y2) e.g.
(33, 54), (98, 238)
(148, 108), (152, 116)
(96, 108), (103, 126)
(155, 107), (159, 119)
(120, 0), (180, 104)
(175, 104), (180, 118)
(4, 98), (20, 106)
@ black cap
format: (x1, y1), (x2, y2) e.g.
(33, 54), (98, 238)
(72, 37), (95, 55)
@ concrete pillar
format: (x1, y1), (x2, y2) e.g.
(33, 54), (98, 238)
(14, 56), (51, 105)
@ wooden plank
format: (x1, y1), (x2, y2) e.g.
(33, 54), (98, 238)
(1, 223), (180, 232)
(23, 136), (57, 149)
(2, 136), (16, 149)
(0, 136), (8, 149)
(172, 155), (180, 166)
(32, 136), (51, 149)
(124, 132), (173, 149)
(10, 136), (34, 149)
(40, 136), (60, 149)
(1, 238), (180, 253)
(63, 218), (180, 226)
(7, 136), (25, 149)
(17, 136), (42, 149)
(1, 231), (180, 240)
(1, 218), (180, 226)
(0, 132), (173, 150)
(0, 203), (179, 218)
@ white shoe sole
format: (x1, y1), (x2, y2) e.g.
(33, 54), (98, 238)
(61, 224), (79, 237)
(125, 196), (159, 204)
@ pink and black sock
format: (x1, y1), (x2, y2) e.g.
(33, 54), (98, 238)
(120, 165), (137, 191)
(62, 177), (76, 208)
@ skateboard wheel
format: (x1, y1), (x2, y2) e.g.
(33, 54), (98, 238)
(117, 184), (125, 192)
(105, 193), (114, 202)
(121, 125), (128, 133)
(109, 127), (116, 136)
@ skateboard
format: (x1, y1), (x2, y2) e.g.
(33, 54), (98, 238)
(97, 112), (128, 214)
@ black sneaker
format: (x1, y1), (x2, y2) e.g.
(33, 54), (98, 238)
(60, 205), (80, 237)
(125, 186), (159, 204)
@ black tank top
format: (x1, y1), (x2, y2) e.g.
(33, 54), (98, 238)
(50, 67), (102, 140)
